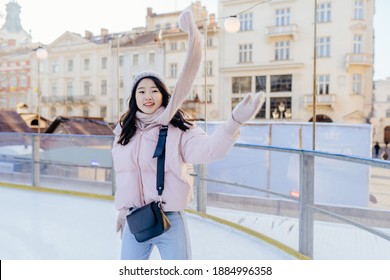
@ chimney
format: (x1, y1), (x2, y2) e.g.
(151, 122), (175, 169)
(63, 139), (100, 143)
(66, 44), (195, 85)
(84, 30), (93, 39)
(101, 28), (108, 36)
(209, 14), (216, 27)
(147, 7), (153, 17)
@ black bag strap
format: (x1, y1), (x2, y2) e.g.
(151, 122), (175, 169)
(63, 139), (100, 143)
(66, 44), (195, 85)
(153, 125), (168, 196)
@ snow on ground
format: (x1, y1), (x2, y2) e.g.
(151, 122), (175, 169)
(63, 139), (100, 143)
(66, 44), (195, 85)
(0, 186), (295, 260)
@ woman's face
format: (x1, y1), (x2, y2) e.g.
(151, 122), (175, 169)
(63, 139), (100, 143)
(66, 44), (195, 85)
(135, 78), (163, 114)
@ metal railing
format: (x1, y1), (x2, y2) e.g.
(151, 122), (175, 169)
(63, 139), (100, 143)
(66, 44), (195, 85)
(194, 143), (390, 258)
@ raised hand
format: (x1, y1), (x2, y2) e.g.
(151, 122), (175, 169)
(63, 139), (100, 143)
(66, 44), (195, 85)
(231, 92), (265, 124)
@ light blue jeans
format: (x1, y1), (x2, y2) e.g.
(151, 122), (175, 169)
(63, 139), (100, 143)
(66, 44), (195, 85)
(121, 211), (191, 260)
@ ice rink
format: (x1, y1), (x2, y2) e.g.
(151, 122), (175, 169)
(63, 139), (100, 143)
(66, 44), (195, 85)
(0, 186), (295, 260)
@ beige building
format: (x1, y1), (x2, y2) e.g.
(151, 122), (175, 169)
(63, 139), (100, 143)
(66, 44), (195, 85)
(36, 1), (218, 123)
(219, 0), (374, 123)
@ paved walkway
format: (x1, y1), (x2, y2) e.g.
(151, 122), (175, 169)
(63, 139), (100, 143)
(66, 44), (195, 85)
(0, 186), (295, 260)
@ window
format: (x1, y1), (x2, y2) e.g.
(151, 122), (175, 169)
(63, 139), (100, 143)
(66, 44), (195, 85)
(83, 58), (90, 71)
(276, 8), (290, 26)
(101, 80), (107, 95)
(165, 23), (171, 30)
(232, 77), (251, 94)
(66, 81), (73, 96)
(66, 106), (72, 116)
(50, 107), (56, 118)
(354, 0), (364, 20)
(52, 61), (59, 73)
(100, 106), (107, 118)
(149, 52), (155, 65)
(84, 81), (91, 96)
(19, 73), (27, 87)
(120, 98), (124, 112)
(271, 97), (292, 119)
(353, 34), (363, 54)
(171, 42), (177, 51)
(120, 77), (124, 88)
(317, 2), (331, 23)
(239, 13), (253, 31)
(51, 83), (58, 96)
(206, 60), (213, 76)
(83, 107), (89, 117)
(9, 76), (16, 88)
(255, 76), (266, 92)
(1, 75), (7, 88)
(101, 57), (107, 69)
(275, 41), (290, 60)
(133, 54), (139, 66)
(352, 73), (362, 95)
(239, 44), (252, 63)
(170, 64), (178, 78)
(207, 38), (213, 48)
(317, 75), (330, 94)
(119, 55), (124, 67)
(271, 74), (292, 92)
(67, 59), (73, 72)
(386, 110), (390, 118)
(207, 88), (213, 103)
(317, 36), (331, 57)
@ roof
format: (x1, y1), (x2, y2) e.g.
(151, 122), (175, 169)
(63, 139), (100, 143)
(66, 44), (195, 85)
(45, 116), (114, 135)
(0, 110), (33, 133)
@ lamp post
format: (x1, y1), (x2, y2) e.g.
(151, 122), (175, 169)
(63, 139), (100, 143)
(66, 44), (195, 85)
(312, 0), (318, 150)
(35, 46), (48, 133)
(116, 34), (121, 122)
(197, 14), (241, 213)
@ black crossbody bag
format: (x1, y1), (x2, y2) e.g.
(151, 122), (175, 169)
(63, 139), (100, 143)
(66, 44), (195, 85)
(126, 125), (171, 242)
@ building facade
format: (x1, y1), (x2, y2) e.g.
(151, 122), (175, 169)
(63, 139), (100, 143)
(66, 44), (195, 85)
(0, 0), (35, 111)
(219, 0), (374, 123)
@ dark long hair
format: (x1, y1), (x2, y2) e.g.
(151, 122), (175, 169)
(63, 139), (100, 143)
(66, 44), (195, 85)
(117, 76), (192, 145)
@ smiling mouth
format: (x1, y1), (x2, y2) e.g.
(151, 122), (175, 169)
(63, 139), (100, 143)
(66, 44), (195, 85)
(144, 102), (155, 107)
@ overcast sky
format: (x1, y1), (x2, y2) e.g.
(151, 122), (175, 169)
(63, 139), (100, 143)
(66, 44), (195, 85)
(1, 0), (388, 80)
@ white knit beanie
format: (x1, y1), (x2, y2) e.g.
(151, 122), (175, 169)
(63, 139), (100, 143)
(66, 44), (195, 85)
(130, 71), (167, 93)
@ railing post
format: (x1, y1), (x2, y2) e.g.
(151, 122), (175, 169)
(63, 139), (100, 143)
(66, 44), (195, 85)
(111, 164), (116, 196)
(299, 152), (315, 258)
(195, 164), (207, 213)
(32, 134), (40, 186)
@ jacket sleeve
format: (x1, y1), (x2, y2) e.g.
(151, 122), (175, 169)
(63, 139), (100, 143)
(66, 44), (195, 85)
(156, 9), (203, 125)
(180, 116), (241, 164)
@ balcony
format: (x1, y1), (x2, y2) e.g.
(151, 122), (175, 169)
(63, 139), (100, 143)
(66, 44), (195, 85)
(41, 95), (95, 104)
(304, 94), (336, 109)
(345, 53), (373, 69)
(266, 24), (298, 41)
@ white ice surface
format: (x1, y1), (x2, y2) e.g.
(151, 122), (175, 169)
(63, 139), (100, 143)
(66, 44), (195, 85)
(0, 187), (295, 260)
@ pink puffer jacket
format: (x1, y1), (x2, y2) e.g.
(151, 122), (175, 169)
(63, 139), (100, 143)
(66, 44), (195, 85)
(112, 119), (240, 212)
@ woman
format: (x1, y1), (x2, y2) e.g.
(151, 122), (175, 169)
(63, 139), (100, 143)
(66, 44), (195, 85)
(112, 9), (264, 260)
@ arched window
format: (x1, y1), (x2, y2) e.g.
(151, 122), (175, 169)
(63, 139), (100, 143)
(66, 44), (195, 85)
(308, 114), (333, 122)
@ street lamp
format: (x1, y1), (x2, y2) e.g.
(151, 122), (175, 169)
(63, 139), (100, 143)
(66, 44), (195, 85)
(224, 16), (240, 33)
(35, 46), (48, 133)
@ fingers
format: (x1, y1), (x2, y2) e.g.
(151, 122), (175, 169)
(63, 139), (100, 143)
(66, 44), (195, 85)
(240, 94), (252, 106)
